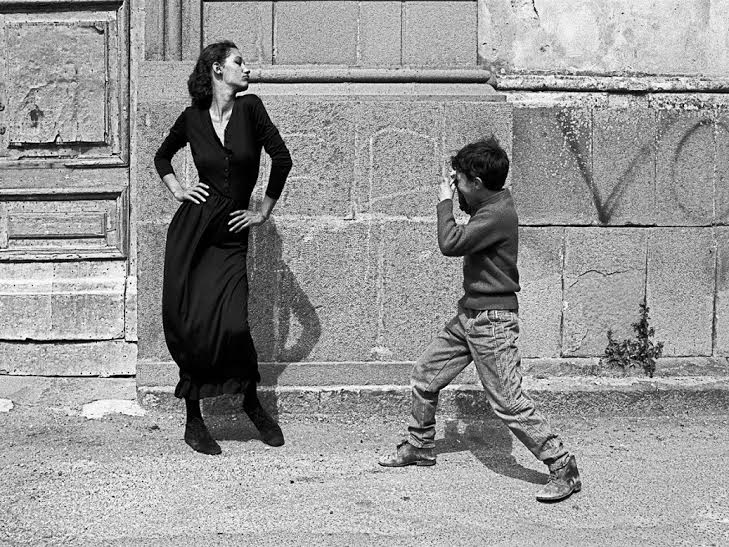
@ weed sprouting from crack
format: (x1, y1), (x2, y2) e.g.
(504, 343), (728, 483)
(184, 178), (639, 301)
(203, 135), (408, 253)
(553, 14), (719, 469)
(601, 302), (664, 378)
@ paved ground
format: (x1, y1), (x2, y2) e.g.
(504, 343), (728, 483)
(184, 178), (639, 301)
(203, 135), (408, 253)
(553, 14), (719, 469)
(1, 405), (728, 546)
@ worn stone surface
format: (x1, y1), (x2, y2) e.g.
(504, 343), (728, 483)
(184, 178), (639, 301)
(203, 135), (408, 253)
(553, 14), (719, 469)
(656, 108), (715, 226)
(0, 340), (136, 377)
(140, 376), (729, 417)
(248, 219), (378, 363)
(647, 228), (715, 357)
(591, 106), (657, 225)
(125, 276), (138, 342)
(715, 109), (729, 225)
(359, 2), (402, 65)
(203, 2), (273, 64)
(274, 2), (358, 64)
(0, 262), (126, 341)
(0, 376), (136, 410)
(714, 228), (729, 356)
(563, 228), (648, 357)
(354, 101), (442, 217)
(81, 399), (145, 420)
(6, 22), (107, 144)
(259, 98), (356, 217)
(377, 221), (462, 361)
(1, 198), (119, 253)
(403, 1), (478, 66)
(510, 106), (597, 225)
(0, 340), (135, 377)
(518, 227), (564, 358)
(136, 222), (169, 362)
(479, 0), (729, 77)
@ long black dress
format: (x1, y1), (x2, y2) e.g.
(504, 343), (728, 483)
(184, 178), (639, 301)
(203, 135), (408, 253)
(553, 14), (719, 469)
(154, 94), (292, 400)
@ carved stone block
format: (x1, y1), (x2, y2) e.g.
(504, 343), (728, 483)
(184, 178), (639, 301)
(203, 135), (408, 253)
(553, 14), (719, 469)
(5, 22), (107, 146)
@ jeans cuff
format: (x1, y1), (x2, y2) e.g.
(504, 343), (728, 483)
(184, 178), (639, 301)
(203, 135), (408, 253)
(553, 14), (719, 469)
(546, 452), (570, 471)
(408, 434), (434, 450)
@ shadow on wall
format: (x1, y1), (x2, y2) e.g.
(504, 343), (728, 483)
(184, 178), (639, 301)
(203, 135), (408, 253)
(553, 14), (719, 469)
(204, 219), (321, 440)
(248, 219), (322, 417)
(249, 218), (322, 364)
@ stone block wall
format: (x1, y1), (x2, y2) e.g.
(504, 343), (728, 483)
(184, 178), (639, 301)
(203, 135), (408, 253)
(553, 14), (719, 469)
(136, 82), (511, 386)
(135, 0), (729, 392)
(4, 0), (728, 394)
(509, 93), (728, 360)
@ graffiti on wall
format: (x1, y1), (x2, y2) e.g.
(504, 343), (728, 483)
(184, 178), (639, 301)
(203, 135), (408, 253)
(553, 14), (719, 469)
(553, 107), (729, 225)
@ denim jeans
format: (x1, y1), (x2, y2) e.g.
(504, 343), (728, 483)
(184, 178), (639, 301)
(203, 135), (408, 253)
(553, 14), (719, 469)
(408, 306), (568, 464)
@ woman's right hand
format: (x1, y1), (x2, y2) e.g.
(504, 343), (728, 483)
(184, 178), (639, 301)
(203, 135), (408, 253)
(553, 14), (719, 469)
(173, 183), (210, 204)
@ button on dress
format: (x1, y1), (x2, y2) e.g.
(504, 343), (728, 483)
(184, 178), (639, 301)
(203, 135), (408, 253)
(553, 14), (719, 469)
(154, 94), (292, 400)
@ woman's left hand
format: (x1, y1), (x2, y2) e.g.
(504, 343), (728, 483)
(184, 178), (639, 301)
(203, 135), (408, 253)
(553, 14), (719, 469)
(228, 209), (267, 232)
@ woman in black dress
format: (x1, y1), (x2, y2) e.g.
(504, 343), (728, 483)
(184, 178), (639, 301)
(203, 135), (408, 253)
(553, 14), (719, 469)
(154, 41), (292, 455)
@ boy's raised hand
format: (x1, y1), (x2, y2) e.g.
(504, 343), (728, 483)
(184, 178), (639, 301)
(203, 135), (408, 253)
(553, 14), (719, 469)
(439, 170), (456, 202)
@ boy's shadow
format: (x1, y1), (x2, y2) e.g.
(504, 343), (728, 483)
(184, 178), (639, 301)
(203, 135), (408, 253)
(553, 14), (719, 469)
(206, 219), (322, 442)
(434, 393), (549, 485)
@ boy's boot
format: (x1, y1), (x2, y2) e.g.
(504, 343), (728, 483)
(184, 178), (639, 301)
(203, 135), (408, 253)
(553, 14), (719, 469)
(536, 454), (581, 502)
(184, 417), (222, 455)
(378, 440), (436, 467)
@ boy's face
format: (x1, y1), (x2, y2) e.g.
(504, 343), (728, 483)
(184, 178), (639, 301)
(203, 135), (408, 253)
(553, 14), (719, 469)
(453, 171), (479, 213)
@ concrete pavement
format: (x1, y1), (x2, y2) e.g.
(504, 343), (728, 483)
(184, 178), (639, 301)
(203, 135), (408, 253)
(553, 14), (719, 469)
(2, 401), (729, 546)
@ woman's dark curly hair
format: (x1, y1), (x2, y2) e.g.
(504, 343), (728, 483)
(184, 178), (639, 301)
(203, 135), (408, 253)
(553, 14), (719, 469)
(187, 41), (238, 109)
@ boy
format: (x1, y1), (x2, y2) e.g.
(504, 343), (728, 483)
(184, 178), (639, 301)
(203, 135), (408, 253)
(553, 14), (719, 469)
(378, 136), (581, 503)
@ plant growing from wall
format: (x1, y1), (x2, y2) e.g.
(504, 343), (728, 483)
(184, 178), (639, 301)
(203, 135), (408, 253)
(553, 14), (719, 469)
(601, 302), (664, 378)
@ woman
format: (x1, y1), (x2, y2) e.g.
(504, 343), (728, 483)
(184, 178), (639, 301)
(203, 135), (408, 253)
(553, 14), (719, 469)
(154, 41), (292, 455)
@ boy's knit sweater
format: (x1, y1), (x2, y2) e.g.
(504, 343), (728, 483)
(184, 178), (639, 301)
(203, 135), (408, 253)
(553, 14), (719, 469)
(436, 189), (520, 311)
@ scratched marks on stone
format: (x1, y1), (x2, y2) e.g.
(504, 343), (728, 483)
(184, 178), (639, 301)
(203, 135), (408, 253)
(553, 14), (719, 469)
(5, 21), (107, 145)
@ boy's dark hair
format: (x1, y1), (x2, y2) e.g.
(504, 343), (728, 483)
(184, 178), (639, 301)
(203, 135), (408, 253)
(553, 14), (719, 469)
(450, 136), (509, 190)
(188, 41), (238, 109)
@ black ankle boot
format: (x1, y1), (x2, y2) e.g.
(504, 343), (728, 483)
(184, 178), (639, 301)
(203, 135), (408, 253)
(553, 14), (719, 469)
(536, 454), (581, 502)
(244, 401), (284, 447)
(184, 416), (222, 455)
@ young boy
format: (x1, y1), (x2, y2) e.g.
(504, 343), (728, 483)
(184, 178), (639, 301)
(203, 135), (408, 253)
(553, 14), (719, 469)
(378, 136), (581, 503)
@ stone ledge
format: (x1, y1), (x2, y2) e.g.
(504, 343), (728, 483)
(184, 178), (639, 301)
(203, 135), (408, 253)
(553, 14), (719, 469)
(138, 376), (729, 418)
(495, 73), (729, 93)
(137, 357), (729, 388)
(3, 374), (727, 417)
(0, 376), (135, 412)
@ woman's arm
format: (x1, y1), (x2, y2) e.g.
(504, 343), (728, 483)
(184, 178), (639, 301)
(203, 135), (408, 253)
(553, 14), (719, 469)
(252, 95), (293, 200)
(228, 96), (291, 232)
(154, 110), (209, 204)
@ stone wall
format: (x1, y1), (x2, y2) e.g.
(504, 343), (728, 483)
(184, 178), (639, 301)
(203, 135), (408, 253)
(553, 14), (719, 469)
(0, 0), (135, 378)
(3, 0), (729, 393)
(509, 93), (728, 360)
(135, 0), (729, 392)
(136, 81), (513, 387)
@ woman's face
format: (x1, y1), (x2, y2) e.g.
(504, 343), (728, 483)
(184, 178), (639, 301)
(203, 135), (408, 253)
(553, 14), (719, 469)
(216, 48), (250, 92)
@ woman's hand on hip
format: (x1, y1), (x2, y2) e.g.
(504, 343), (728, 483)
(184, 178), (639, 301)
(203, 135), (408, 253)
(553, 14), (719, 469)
(228, 209), (267, 232)
(173, 183), (209, 204)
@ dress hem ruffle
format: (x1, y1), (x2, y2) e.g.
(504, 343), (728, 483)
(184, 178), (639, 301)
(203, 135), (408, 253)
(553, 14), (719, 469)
(174, 376), (256, 401)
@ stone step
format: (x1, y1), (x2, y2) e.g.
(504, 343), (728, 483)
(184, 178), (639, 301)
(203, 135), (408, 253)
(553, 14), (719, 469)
(3, 375), (728, 418)
(138, 376), (729, 418)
